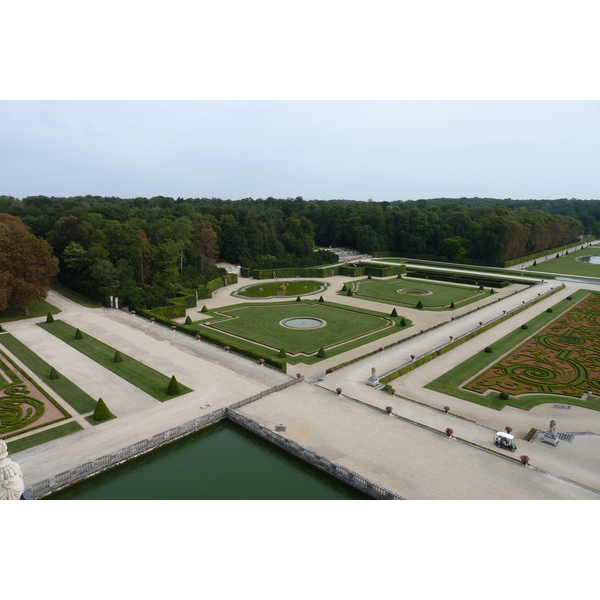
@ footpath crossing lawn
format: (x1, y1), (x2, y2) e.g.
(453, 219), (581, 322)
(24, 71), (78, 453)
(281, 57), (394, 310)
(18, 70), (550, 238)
(38, 320), (192, 401)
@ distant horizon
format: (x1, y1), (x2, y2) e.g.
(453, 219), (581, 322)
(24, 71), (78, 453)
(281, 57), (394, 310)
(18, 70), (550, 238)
(2, 101), (599, 203)
(2, 193), (599, 203)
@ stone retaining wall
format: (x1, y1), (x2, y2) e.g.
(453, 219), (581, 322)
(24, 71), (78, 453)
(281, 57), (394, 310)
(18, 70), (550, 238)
(226, 409), (403, 500)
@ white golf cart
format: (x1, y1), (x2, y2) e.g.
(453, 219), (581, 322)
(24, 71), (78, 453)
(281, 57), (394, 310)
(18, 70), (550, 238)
(494, 431), (517, 452)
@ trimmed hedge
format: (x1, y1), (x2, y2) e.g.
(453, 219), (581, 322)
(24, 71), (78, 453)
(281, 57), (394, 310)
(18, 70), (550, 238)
(93, 398), (115, 421)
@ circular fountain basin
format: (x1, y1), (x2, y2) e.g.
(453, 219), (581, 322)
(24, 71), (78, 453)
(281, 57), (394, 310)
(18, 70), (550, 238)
(281, 317), (326, 329)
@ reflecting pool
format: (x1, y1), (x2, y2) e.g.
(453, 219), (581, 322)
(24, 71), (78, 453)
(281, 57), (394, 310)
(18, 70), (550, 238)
(46, 420), (370, 500)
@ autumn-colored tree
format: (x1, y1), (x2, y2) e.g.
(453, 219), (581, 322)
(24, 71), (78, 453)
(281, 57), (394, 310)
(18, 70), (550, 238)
(0, 214), (59, 314)
(190, 219), (220, 272)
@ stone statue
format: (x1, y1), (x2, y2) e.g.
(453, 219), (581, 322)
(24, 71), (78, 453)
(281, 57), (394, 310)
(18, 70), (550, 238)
(0, 439), (26, 500)
(549, 420), (557, 435)
(371, 367), (377, 378)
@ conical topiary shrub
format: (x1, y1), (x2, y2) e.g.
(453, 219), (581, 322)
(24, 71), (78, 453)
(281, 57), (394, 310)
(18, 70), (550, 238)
(185, 315), (192, 325)
(46, 312), (55, 323)
(317, 347), (327, 359)
(416, 300), (423, 309)
(278, 348), (287, 358)
(49, 367), (59, 380)
(346, 288), (353, 296)
(114, 350), (123, 363)
(397, 273), (402, 279)
(75, 328), (83, 340)
(167, 375), (181, 395)
(400, 317), (407, 327)
(318, 296), (324, 303)
(93, 398), (115, 422)
(296, 296), (301, 302)
(0, 324), (4, 332)
(391, 308), (398, 317)
(341, 284), (347, 292)
(449, 302), (455, 309)
(201, 305), (208, 313)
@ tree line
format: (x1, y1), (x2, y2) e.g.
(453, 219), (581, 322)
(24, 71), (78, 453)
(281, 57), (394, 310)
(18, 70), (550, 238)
(0, 194), (592, 311)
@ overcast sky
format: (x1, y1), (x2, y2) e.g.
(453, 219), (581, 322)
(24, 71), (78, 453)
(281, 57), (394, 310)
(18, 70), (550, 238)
(2, 3), (599, 203)
(1, 100), (599, 202)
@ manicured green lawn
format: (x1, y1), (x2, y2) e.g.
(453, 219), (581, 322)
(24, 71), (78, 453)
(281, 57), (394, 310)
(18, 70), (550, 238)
(344, 277), (487, 310)
(37, 320), (192, 401)
(195, 300), (410, 363)
(7, 421), (84, 454)
(234, 280), (328, 299)
(426, 289), (600, 411)
(0, 334), (95, 414)
(0, 299), (60, 323)
(526, 246), (600, 279)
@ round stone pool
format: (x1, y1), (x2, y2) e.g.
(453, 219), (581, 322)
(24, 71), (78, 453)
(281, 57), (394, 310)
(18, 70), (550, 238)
(577, 255), (600, 265)
(280, 317), (326, 329)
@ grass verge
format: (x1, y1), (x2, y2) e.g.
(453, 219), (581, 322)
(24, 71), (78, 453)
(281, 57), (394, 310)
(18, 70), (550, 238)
(37, 320), (193, 401)
(0, 333), (97, 414)
(7, 421), (84, 454)
(0, 299), (60, 323)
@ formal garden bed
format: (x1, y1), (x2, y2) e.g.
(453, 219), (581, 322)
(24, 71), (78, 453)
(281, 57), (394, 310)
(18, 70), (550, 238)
(37, 320), (193, 401)
(0, 348), (72, 439)
(232, 280), (329, 299)
(426, 289), (600, 411)
(340, 277), (492, 310)
(187, 300), (411, 365)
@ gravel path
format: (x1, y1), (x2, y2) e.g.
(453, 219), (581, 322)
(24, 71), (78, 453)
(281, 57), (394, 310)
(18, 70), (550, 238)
(5, 261), (600, 500)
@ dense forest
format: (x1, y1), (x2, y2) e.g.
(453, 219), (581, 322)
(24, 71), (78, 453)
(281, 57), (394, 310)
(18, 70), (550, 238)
(0, 194), (595, 310)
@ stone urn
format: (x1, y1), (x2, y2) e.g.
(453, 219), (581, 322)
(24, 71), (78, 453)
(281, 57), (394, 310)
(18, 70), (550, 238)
(0, 439), (25, 500)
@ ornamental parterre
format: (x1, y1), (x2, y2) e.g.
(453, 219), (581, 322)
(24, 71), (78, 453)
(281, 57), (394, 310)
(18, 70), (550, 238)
(465, 293), (600, 398)
(0, 353), (70, 437)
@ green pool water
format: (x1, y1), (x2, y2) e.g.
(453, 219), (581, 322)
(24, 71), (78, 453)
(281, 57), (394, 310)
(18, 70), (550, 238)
(46, 420), (370, 500)
(234, 280), (326, 299)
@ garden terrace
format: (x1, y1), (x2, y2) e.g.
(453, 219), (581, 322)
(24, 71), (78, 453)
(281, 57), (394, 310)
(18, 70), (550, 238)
(190, 301), (411, 364)
(426, 289), (600, 411)
(465, 293), (600, 399)
(37, 320), (193, 401)
(342, 278), (488, 310)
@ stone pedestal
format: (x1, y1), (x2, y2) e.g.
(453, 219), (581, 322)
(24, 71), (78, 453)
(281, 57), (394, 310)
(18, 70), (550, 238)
(367, 376), (380, 387)
(542, 432), (559, 446)
(0, 439), (25, 500)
